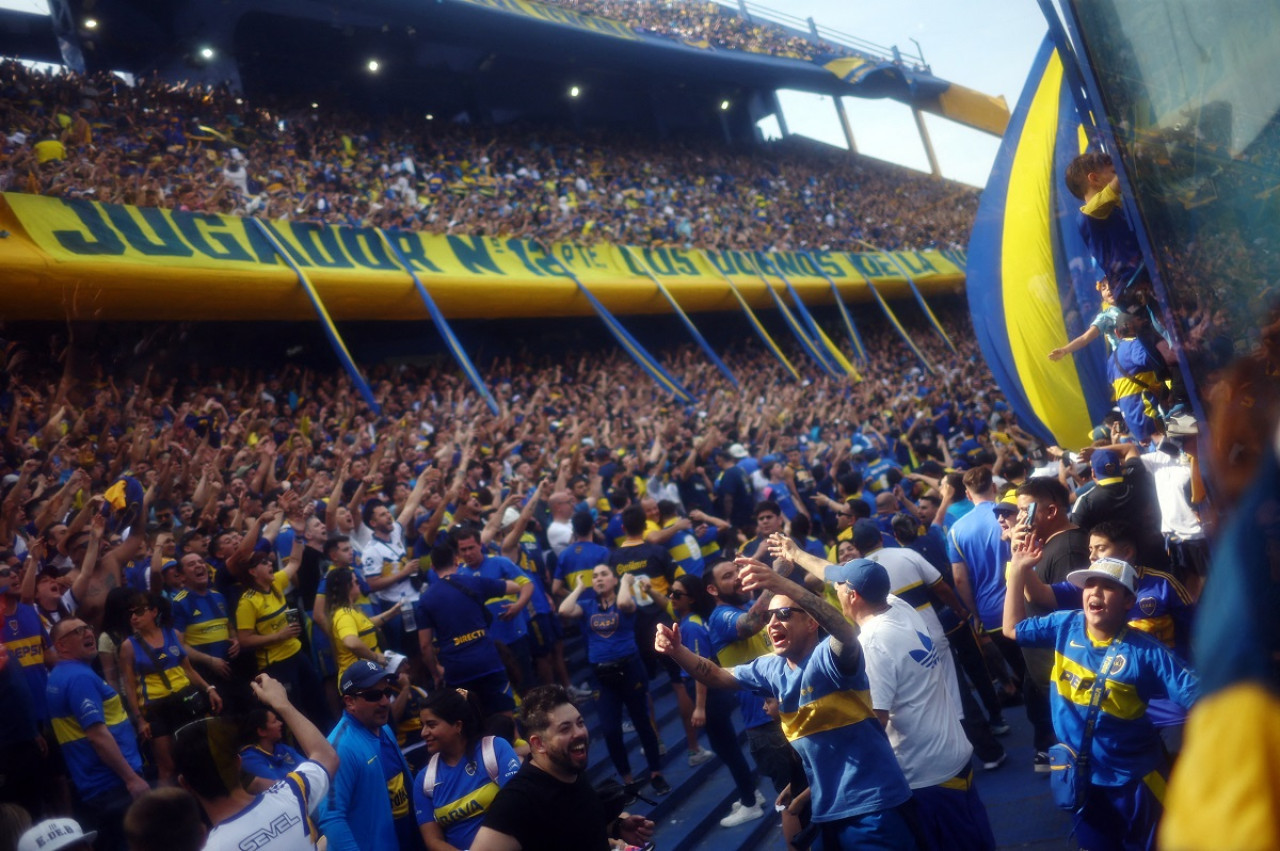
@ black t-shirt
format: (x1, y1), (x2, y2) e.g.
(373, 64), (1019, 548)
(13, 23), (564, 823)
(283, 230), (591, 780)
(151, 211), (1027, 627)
(1069, 458), (1167, 568)
(481, 762), (611, 851)
(607, 542), (675, 594)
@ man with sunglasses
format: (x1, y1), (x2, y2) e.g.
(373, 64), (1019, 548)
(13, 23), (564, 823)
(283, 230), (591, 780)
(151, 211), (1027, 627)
(319, 660), (417, 851)
(45, 617), (149, 851)
(656, 559), (921, 849)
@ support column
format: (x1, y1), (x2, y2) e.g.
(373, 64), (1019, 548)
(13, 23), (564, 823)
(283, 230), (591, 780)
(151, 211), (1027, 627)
(912, 107), (941, 178)
(834, 97), (857, 154)
(770, 90), (790, 137)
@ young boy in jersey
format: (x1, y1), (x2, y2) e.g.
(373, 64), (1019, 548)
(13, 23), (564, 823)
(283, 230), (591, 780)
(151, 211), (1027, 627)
(1004, 545), (1197, 850)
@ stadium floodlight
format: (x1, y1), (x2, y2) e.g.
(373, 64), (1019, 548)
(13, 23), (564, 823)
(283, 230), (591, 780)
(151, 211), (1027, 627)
(569, 85), (580, 98)
(84, 18), (98, 29)
(199, 46), (215, 60)
(720, 100), (731, 111)
(311, 102), (319, 109)
(425, 114), (434, 120)
(367, 59), (380, 73)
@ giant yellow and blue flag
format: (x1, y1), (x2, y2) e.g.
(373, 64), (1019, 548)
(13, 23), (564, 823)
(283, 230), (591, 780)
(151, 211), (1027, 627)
(966, 35), (1111, 445)
(1159, 436), (1280, 849)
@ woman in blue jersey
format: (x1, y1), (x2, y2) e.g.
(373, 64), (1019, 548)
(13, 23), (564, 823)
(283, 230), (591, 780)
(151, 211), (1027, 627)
(412, 688), (520, 850)
(668, 572), (764, 827)
(119, 592), (222, 785)
(559, 564), (669, 795)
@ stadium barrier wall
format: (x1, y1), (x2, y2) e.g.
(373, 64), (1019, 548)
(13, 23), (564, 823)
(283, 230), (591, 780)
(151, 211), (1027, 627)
(0, 193), (965, 321)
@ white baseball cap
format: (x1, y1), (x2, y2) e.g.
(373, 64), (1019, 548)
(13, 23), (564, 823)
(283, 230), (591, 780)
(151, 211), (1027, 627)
(1066, 557), (1137, 595)
(727, 443), (749, 459)
(18, 819), (97, 851)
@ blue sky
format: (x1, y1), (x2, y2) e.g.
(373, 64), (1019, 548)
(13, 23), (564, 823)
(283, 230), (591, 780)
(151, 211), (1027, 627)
(771, 0), (1049, 185)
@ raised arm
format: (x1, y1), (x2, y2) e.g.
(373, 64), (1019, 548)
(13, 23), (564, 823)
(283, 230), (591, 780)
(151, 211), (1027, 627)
(654, 622), (742, 691)
(739, 560), (861, 670)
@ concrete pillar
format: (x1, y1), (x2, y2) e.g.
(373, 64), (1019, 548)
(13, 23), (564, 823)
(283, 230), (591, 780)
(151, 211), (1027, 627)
(834, 97), (857, 154)
(912, 107), (941, 178)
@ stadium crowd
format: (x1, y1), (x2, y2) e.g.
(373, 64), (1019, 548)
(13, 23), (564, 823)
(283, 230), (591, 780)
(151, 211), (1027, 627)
(0, 289), (1207, 850)
(545, 0), (840, 61)
(0, 60), (978, 253)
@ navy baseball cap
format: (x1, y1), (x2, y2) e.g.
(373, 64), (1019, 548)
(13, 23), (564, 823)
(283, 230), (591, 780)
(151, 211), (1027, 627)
(850, 519), (882, 554)
(1091, 449), (1123, 483)
(339, 660), (395, 695)
(825, 559), (890, 604)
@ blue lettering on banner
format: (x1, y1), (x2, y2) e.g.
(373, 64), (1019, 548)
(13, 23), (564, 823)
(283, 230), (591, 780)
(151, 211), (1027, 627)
(172, 212), (254, 261)
(52, 198), (125, 255)
(339, 228), (399, 271)
(291, 222), (354, 268)
(104, 205), (193, 257)
(389, 231), (443, 274)
(446, 235), (504, 275)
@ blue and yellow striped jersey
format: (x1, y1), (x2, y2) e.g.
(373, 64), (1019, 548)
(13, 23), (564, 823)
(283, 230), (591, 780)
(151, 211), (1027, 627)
(1016, 611), (1198, 786)
(46, 660), (143, 798)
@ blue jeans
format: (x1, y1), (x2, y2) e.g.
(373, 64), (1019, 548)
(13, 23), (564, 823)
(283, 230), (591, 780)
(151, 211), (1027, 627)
(593, 655), (661, 779)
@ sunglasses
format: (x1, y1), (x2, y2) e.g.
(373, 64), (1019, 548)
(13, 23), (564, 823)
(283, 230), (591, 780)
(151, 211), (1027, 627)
(129, 607), (152, 616)
(59, 624), (94, 640)
(767, 606), (805, 623)
(353, 688), (396, 702)
(0, 567), (13, 578)
(667, 590), (688, 599)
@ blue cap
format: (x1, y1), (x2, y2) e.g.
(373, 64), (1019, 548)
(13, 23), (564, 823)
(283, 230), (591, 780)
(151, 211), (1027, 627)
(824, 558), (890, 604)
(339, 660), (394, 695)
(1091, 449), (1122, 481)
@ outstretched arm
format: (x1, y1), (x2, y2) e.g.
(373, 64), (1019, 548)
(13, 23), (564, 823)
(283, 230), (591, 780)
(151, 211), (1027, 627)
(654, 622), (741, 690)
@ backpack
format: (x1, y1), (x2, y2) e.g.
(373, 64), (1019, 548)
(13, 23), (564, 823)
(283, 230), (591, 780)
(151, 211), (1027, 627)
(421, 735), (500, 800)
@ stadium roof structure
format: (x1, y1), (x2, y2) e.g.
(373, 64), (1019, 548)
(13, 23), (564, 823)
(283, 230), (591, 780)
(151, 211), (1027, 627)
(9, 0), (1008, 151)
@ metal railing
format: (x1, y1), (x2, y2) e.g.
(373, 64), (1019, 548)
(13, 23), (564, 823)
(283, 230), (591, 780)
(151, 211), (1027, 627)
(716, 0), (930, 71)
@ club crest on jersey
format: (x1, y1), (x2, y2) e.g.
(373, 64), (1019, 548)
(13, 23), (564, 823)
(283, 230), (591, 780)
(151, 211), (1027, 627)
(1108, 654), (1127, 675)
(1138, 597), (1157, 616)
(589, 611), (619, 638)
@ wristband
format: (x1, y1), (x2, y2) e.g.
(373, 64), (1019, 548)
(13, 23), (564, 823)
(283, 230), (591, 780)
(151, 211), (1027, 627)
(206, 685), (217, 692)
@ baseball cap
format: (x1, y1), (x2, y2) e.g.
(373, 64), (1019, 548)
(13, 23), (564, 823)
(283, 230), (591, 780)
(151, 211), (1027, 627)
(850, 519), (882, 554)
(992, 497), (1019, 517)
(1091, 449), (1123, 483)
(18, 819), (96, 851)
(1066, 557), (1137, 595)
(160, 559), (180, 573)
(339, 660), (395, 695)
(824, 558), (890, 603)
(727, 443), (749, 459)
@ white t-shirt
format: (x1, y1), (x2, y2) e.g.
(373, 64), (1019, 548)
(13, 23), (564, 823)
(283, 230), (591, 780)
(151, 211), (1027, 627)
(546, 520), (573, 557)
(860, 597), (973, 789)
(864, 547), (949, 652)
(1139, 450), (1202, 539)
(361, 521), (416, 605)
(204, 760), (330, 851)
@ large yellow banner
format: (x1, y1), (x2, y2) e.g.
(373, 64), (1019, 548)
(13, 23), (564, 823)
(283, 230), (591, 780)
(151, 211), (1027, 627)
(0, 193), (965, 321)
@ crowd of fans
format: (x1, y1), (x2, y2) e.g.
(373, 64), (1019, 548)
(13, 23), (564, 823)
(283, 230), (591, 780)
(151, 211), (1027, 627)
(544, 0), (842, 61)
(0, 60), (979, 253)
(0, 292), (1209, 850)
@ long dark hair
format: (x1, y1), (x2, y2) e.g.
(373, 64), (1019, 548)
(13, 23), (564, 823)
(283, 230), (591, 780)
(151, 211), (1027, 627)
(420, 688), (485, 755)
(325, 567), (356, 619)
(672, 573), (715, 620)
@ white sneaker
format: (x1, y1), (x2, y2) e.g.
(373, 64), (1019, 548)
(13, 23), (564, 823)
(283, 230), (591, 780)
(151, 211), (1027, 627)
(622, 719), (635, 733)
(755, 790), (767, 807)
(688, 749), (714, 767)
(720, 801), (765, 828)
(567, 684), (594, 701)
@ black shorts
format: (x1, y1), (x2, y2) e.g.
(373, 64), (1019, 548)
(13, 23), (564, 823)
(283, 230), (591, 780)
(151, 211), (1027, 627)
(142, 692), (195, 738)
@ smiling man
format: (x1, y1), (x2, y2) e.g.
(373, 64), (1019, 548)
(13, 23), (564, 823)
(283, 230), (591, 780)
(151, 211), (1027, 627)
(1004, 547), (1198, 851)
(471, 685), (654, 851)
(656, 559), (921, 849)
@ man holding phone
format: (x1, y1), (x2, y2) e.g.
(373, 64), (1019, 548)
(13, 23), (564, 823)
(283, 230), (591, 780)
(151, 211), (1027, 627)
(1011, 477), (1089, 773)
